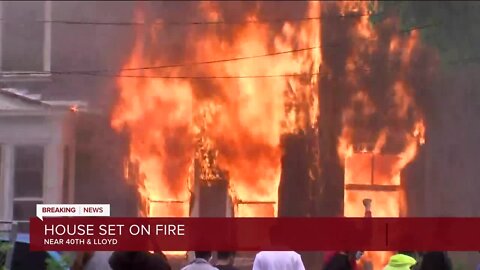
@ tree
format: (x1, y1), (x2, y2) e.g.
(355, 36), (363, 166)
(372, 1), (480, 68)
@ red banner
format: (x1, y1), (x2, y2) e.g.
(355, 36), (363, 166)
(29, 217), (480, 251)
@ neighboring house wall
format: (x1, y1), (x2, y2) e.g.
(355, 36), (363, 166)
(0, 1), (138, 217)
(0, 1), (51, 74)
(0, 92), (75, 232)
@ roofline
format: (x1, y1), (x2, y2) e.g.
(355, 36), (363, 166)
(0, 109), (70, 116)
(0, 89), (52, 109)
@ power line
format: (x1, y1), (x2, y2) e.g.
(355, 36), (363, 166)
(77, 72), (321, 79)
(0, 12), (373, 27)
(0, 19), (437, 80)
(46, 22), (434, 76)
(50, 46), (327, 75)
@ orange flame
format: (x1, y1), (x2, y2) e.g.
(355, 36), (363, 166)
(112, 10), (195, 218)
(70, 105), (79, 113)
(112, 2), (321, 219)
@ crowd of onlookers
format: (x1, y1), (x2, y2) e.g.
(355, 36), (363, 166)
(323, 251), (452, 270)
(72, 250), (480, 270)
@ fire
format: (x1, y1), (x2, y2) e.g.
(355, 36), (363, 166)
(112, 2), (321, 220)
(70, 104), (79, 113)
(112, 10), (195, 218)
(337, 1), (427, 269)
(112, 1), (428, 264)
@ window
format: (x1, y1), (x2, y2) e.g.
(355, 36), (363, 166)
(0, 1), (51, 72)
(13, 145), (44, 233)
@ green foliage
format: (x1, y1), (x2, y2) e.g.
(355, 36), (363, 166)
(374, 1), (480, 68)
(0, 242), (12, 270)
(0, 242), (12, 254)
(45, 253), (75, 270)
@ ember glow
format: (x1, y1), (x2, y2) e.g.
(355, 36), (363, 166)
(112, 1), (321, 219)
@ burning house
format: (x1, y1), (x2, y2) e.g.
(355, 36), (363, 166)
(109, 1), (478, 269)
(112, 0), (321, 221)
(0, 0), (476, 269)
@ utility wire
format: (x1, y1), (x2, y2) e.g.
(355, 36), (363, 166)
(78, 72), (321, 79)
(0, 20), (441, 79)
(0, 12), (373, 26)
(45, 22), (437, 76)
(49, 45), (327, 75)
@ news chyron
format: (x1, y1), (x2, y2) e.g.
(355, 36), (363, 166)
(36, 204), (110, 220)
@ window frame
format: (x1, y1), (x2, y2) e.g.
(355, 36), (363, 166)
(0, 1), (52, 79)
(11, 144), (45, 233)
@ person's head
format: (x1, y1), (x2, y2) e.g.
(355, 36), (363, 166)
(344, 251), (362, 261)
(419, 252), (451, 270)
(324, 252), (356, 270)
(217, 251), (236, 264)
(195, 251), (212, 261)
(108, 251), (138, 270)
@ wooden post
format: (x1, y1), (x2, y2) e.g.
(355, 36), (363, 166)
(278, 134), (310, 217)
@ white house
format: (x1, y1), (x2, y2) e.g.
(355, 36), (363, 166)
(0, 89), (77, 233)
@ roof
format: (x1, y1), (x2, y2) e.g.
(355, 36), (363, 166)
(0, 88), (80, 114)
(0, 88), (51, 110)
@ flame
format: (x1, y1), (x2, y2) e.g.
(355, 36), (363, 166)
(112, 1), (428, 263)
(112, 10), (195, 218)
(70, 105), (79, 112)
(112, 2), (321, 219)
(196, 1), (321, 217)
(337, 1), (427, 269)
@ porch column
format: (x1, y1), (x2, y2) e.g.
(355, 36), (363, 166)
(43, 117), (64, 204)
(0, 144), (14, 220)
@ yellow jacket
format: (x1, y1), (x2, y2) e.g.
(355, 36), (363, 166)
(384, 254), (417, 270)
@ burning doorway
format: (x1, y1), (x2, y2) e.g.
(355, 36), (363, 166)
(344, 145), (405, 218)
(343, 145), (405, 269)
